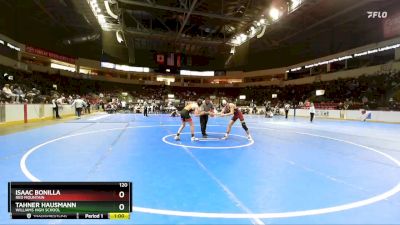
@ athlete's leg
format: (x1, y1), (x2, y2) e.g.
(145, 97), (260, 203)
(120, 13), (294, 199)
(240, 120), (252, 140)
(189, 120), (198, 141)
(226, 120), (235, 134)
(222, 120), (235, 139)
(240, 120), (249, 134)
(178, 121), (186, 134)
(189, 120), (195, 137)
(175, 121), (186, 140)
(177, 121), (186, 135)
(239, 111), (252, 140)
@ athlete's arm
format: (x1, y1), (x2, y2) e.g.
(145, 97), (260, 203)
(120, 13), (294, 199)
(221, 104), (235, 117)
(209, 104), (215, 116)
(193, 104), (201, 117)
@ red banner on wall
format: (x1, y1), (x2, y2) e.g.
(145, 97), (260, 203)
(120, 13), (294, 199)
(25, 46), (76, 64)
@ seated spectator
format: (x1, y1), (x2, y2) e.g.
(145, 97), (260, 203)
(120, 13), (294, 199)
(2, 84), (17, 103)
(26, 88), (40, 103)
(13, 85), (25, 103)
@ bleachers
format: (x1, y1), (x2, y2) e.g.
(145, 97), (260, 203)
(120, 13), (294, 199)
(1, 65), (400, 111)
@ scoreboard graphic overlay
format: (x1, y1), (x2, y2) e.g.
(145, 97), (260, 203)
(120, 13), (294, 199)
(8, 182), (132, 220)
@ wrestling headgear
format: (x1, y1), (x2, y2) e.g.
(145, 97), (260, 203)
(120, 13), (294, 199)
(221, 99), (227, 106)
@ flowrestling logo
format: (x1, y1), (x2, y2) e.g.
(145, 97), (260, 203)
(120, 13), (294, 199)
(367, 11), (388, 19)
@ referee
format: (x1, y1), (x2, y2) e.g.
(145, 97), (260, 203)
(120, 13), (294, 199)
(199, 97), (215, 138)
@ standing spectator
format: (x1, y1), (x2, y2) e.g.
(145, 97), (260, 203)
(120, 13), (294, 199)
(85, 99), (91, 114)
(264, 101), (271, 118)
(155, 104), (160, 114)
(57, 95), (65, 114)
(52, 96), (61, 119)
(143, 104), (148, 117)
(362, 96), (369, 109)
(149, 104), (154, 114)
(309, 102), (316, 122)
(293, 102), (297, 117)
(99, 100), (105, 111)
(121, 100), (127, 111)
(284, 102), (290, 119)
(71, 96), (87, 119)
(87, 99), (92, 114)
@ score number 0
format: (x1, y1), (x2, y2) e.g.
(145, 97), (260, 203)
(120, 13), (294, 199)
(118, 183), (128, 211)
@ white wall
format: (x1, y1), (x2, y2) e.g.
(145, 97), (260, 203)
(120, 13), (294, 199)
(27, 104), (43, 120)
(286, 109), (400, 123)
(253, 107), (400, 123)
(344, 110), (400, 123)
(3, 104), (400, 123)
(5, 104), (25, 122)
(3, 104), (76, 123)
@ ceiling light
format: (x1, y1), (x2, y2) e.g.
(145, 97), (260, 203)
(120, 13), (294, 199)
(269, 8), (280, 21)
(291, 0), (302, 10)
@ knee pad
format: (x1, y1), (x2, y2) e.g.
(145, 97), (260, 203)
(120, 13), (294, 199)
(241, 122), (248, 131)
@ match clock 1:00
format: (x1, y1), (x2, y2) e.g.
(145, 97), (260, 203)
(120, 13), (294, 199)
(109, 212), (130, 220)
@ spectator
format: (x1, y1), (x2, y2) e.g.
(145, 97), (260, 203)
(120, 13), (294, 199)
(71, 96), (87, 119)
(2, 84), (17, 103)
(284, 102), (290, 119)
(309, 102), (316, 122)
(85, 99), (91, 114)
(13, 85), (25, 103)
(52, 96), (61, 119)
(26, 88), (39, 103)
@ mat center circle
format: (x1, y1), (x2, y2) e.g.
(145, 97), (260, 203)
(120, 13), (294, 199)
(162, 132), (254, 149)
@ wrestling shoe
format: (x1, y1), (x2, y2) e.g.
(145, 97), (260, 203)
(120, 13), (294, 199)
(174, 135), (180, 141)
(191, 137), (199, 141)
(221, 134), (229, 140)
(247, 135), (253, 141)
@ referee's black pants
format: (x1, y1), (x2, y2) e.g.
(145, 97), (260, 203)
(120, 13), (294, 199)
(53, 106), (60, 118)
(200, 115), (209, 135)
(285, 110), (289, 119)
(76, 107), (82, 117)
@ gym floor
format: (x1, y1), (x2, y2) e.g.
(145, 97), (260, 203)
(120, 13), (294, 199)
(1, 113), (400, 224)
